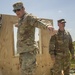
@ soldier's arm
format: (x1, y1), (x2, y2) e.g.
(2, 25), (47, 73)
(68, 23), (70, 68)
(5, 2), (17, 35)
(49, 35), (56, 62)
(68, 32), (74, 59)
(49, 35), (56, 56)
(27, 14), (53, 29)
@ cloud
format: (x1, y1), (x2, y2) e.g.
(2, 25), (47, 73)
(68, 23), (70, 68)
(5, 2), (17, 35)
(58, 10), (62, 13)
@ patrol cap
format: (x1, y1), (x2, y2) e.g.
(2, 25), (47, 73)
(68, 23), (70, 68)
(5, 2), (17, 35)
(58, 19), (66, 23)
(13, 2), (24, 11)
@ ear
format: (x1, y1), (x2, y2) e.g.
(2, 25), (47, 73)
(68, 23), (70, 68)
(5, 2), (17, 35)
(22, 7), (25, 10)
(64, 24), (65, 27)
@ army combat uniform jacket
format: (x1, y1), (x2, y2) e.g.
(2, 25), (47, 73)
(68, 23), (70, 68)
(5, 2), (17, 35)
(49, 29), (74, 56)
(17, 13), (50, 54)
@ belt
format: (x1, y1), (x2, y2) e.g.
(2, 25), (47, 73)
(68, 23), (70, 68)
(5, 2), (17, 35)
(20, 50), (37, 55)
(56, 50), (65, 53)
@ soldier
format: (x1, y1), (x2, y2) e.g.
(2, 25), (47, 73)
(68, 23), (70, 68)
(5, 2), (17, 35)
(49, 19), (74, 75)
(12, 1), (53, 75)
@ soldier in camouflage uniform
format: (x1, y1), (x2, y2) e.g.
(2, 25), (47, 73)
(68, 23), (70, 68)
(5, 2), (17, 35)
(12, 2), (53, 75)
(49, 19), (74, 75)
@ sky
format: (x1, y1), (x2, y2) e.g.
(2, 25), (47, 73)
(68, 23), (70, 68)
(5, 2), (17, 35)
(0, 0), (75, 41)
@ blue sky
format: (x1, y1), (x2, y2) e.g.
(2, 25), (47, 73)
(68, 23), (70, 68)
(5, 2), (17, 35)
(0, 0), (75, 41)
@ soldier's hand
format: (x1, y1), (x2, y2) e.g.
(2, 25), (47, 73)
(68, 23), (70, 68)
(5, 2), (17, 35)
(51, 55), (56, 63)
(47, 25), (54, 32)
(71, 55), (75, 60)
(15, 23), (18, 27)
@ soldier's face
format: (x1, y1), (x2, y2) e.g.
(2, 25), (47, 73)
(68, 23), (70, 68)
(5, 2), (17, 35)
(58, 22), (65, 29)
(15, 8), (25, 18)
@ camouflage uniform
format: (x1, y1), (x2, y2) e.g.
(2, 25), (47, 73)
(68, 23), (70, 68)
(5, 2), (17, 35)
(13, 2), (52, 75)
(17, 13), (49, 75)
(49, 29), (74, 75)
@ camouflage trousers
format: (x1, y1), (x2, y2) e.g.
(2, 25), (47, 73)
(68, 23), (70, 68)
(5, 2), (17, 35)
(19, 51), (36, 75)
(50, 54), (70, 75)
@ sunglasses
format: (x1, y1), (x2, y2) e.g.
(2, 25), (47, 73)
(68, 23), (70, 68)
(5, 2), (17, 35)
(13, 9), (21, 13)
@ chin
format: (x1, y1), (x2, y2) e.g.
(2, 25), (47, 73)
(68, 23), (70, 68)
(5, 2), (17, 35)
(17, 16), (21, 18)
